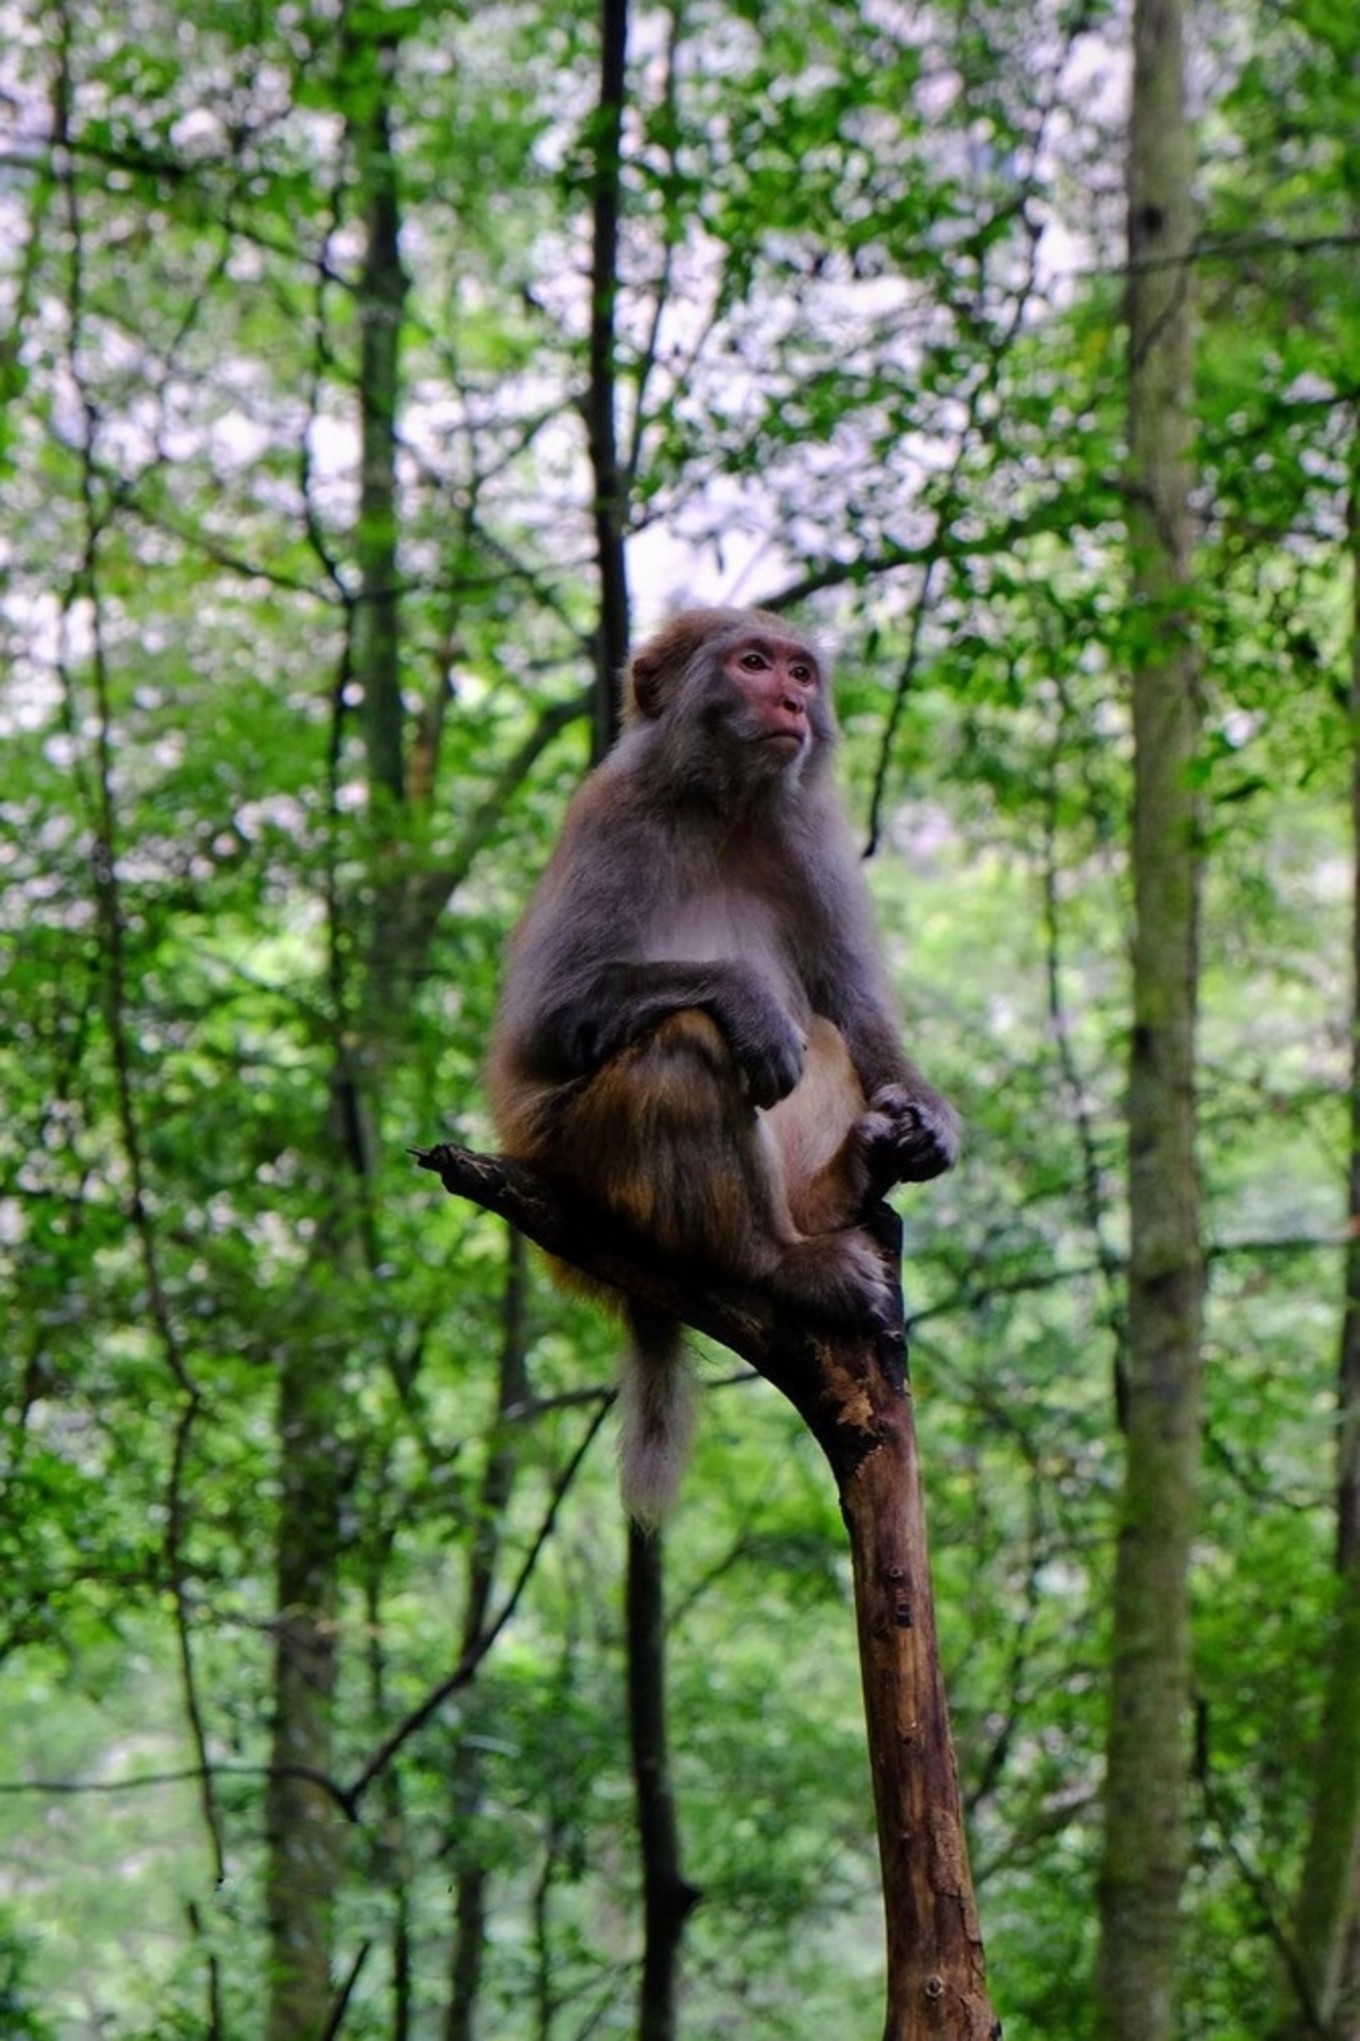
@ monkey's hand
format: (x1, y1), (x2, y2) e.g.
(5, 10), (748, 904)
(545, 963), (804, 1108)
(861, 1083), (961, 1190)
(722, 994), (807, 1110)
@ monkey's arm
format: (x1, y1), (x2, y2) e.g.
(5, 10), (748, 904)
(525, 958), (805, 1110)
(821, 956), (961, 1183)
(828, 988), (961, 1184)
(797, 843), (961, 1183)
(499, 771), (809, 1109)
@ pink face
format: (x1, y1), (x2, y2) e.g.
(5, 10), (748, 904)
(722, 633), (822, 750)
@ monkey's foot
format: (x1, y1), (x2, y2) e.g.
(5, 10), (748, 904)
(768, 1230), (894, 1329)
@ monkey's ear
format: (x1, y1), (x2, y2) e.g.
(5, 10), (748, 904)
(626, 607), (742, 721)
(627, 612), (708, 721)
(625, 642), (672, 721)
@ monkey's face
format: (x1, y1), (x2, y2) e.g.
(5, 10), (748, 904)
(626, 608), (837, 798)
(702, 624), (833, 775)
(721, 632), (823, 762)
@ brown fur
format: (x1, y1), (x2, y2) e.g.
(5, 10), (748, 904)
(487, 608), (960, 1520)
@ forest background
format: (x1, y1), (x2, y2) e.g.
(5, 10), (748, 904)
(1, 0), (1358, 2037)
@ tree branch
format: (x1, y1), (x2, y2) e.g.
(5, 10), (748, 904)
(415, 1141), (999, 2039)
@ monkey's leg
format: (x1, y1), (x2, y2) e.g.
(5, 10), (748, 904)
(556, 1010), (778, 1253)
(590, 1012), (891, 1321)
(553, 1014), (767, 1522)
(752, 1018), (899, 1321)
(764, 1016), (896, 1231)
(553, 1010), (890, 1325)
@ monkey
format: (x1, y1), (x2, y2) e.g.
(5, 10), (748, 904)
(486, 606), (959, 1523)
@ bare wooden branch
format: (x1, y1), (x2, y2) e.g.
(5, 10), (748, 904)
(415, 1141), (998, 2040)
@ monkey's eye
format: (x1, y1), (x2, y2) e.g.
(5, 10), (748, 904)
(738, 648), (769, 671)
(789, 661), (816, 685)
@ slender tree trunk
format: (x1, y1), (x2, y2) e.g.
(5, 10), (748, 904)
(1270, 428), (1360, 2041)
(352, 33), (409, 810)
(581, 13), (697, 2033)
(265, 28), (409, 2035)
(587, 0), (631, 761)
(445, 1232), (531, 2041)
(627, 1525), (699, 2041)
(1331, 440), (1360, 2035)
(1095, 2), (1204, 2036)
(364, 1563), (413, 2041)
(264, 1345), (348, 2041)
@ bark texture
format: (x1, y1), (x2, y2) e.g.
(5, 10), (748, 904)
(416, 1145), (999, 2041)
(1095, 1), (1204, 2036)
(1270, 434), (1360, 2041)
(265, 31), (410, 2034)
(446, 1232), (531, 2041)
(628, 1522), (700, 2041)
(586, 0), (631, 760)
(264, 1345), (347, 2041)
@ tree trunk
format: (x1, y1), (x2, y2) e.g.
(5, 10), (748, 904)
(264, 1346), (348, 2041)
(265, 29), (410, 2036)
(836, 1354), (995, 2040)
(416, 1150), (999, 2041)
(446, 1232), (531, 2041)
(1095, 0), (1204, 2035)
(581, 21), (695, 2035)
(1269, 426), (1360, 2041)
(586, 0), (631, 762)
(351, 32), (409, 811)
(774, 1218), (995, 2041)
(627, 1523), (699, 2041)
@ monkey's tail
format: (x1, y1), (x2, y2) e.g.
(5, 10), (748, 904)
(617, 1304), (696, 1528)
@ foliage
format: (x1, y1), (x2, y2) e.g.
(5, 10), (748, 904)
(0, 0), (1355, 2035)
